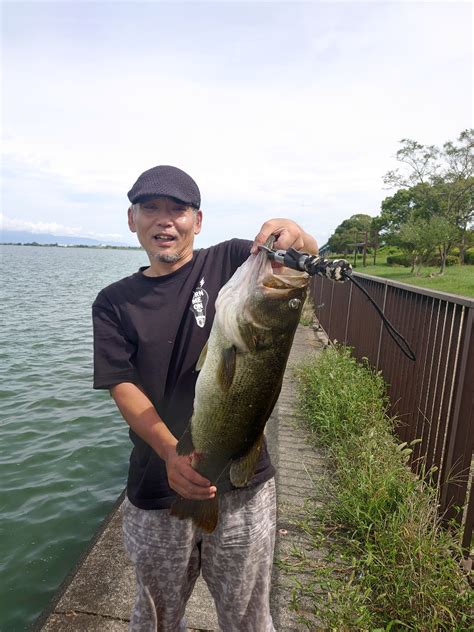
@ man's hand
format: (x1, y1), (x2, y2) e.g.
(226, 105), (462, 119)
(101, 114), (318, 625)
(111, 382), (216, 500)
(251, 218), (318, 255)
(164, 445), (217, 500)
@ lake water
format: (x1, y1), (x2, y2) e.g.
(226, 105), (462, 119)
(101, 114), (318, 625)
(0, 245), (148, 631)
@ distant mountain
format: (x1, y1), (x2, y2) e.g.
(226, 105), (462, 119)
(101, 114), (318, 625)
(0, 229), (133, 248)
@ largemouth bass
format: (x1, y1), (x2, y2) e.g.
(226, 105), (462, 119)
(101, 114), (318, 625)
(170, 243), (309, 532)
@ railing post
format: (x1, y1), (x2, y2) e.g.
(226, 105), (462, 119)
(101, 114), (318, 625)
(344, 280), (353, 345)
(327, 281), (335, 340)
(375, 283), (388, 370)
(440, 307), (474, 527)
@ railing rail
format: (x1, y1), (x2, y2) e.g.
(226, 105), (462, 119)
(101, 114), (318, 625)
(310, 272), (474, 554)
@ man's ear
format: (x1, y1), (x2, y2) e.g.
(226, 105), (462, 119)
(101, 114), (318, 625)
(128, 207), (137, 233)
(194, 209), (203, 235)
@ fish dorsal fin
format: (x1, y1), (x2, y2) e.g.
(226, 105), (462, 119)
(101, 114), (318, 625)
(217, 345), (237, 392)
(196, 341), (208, 371)
(230, 434), (264, 487)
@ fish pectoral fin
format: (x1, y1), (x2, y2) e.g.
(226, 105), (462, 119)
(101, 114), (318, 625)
(170, 496), (219, 533)
(196, 341), (209, 371)
(176, 424), (195, 456)
(230, 435), (264, 487)
(217, 345), (237, 392)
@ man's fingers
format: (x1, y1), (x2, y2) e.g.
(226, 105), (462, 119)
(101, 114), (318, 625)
(166, 454), (217, 499)
(182, 461), (213, 487)
(251, 219), (305, 255)
(250, 230), (269, 254)
(273, 231), (305, 252)
(173, 471), (217, 499)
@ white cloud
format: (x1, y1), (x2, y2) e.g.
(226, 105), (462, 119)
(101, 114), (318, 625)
(1, 2), (471, 247)
(1, 212), (80, 236)
(0, 213), (125, 241)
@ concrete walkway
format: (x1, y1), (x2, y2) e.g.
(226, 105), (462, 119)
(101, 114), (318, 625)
(36, 325), (327, 631)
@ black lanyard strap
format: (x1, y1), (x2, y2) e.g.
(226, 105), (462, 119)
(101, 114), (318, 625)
(258, 245), (416, 361)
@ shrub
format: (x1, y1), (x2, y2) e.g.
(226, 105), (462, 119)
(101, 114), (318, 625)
(445, 254), (459, 267)
(386, 254), (411, 266)
(426, 254), (458, 267)
(464, 249), (474, 264)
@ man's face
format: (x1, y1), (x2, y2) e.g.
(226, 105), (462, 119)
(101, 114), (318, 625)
(128, 197), (202, 266)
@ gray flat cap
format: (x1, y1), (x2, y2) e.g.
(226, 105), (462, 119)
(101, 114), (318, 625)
(128, 165), (201, 208)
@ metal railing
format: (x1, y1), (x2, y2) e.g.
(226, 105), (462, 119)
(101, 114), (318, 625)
(310, 272), (474, 554)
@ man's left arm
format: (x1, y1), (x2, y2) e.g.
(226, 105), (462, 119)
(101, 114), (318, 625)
(250, 218), (318, 256)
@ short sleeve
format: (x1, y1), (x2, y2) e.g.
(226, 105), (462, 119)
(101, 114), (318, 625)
(228, 238), (252, 269)
(92, 290), (138, 390)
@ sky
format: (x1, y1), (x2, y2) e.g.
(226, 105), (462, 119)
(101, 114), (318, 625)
(1, 1), (472, 247)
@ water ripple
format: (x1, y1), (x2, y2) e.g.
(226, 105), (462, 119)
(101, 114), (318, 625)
(1, 245), (147, 631)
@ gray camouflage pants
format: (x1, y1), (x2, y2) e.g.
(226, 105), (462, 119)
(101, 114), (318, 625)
(122, 479), (276, 632)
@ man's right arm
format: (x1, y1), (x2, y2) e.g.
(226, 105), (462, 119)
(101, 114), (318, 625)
(110, 382), (216, 501)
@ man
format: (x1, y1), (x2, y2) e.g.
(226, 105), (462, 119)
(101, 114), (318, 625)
(92, 165), (318, 631)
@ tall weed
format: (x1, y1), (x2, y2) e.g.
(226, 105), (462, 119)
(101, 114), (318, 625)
(291, 347), (473, 630)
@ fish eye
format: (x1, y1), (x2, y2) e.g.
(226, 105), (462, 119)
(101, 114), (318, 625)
(288, 298), (301, 310)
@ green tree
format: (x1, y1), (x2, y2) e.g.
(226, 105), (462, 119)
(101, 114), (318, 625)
(398, 216), (458, 276)
(383, 129), (473, 271)
(442, 130), (473, 263)
(327, 214), (372, 255)
(369, 216), (385, 265)
(378, 184), (441, 244)
(379, 186), (422, 241)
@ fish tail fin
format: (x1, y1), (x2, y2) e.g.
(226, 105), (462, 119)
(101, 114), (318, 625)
(170, 496), (219, 533)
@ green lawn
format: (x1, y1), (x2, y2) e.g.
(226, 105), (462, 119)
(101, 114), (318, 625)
(352, 263), (474, 298)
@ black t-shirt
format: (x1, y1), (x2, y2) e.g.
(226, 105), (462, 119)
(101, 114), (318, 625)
(92, 238), (275, 509)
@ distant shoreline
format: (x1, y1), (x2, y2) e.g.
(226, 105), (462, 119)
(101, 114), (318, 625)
(0, 242), (142, 251)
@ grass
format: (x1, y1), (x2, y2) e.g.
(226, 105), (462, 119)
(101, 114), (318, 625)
(286, 347), (473, 631)
(355, 264), (474, 298)
(330, 248), (474, 298)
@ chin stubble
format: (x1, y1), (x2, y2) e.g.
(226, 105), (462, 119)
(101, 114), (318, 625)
(150, 252), (182, 264)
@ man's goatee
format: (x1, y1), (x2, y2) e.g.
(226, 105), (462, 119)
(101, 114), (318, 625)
(152, 253), (182, 264)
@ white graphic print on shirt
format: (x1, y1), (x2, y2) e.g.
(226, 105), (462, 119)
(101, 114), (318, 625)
(189, 277), (209, 328)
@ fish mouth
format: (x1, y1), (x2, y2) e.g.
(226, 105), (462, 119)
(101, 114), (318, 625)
(254, 244), (308, 291)
(261, 270), (308, 292)
(262, 268), (308, 290)
(214, 245), (308, 350)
